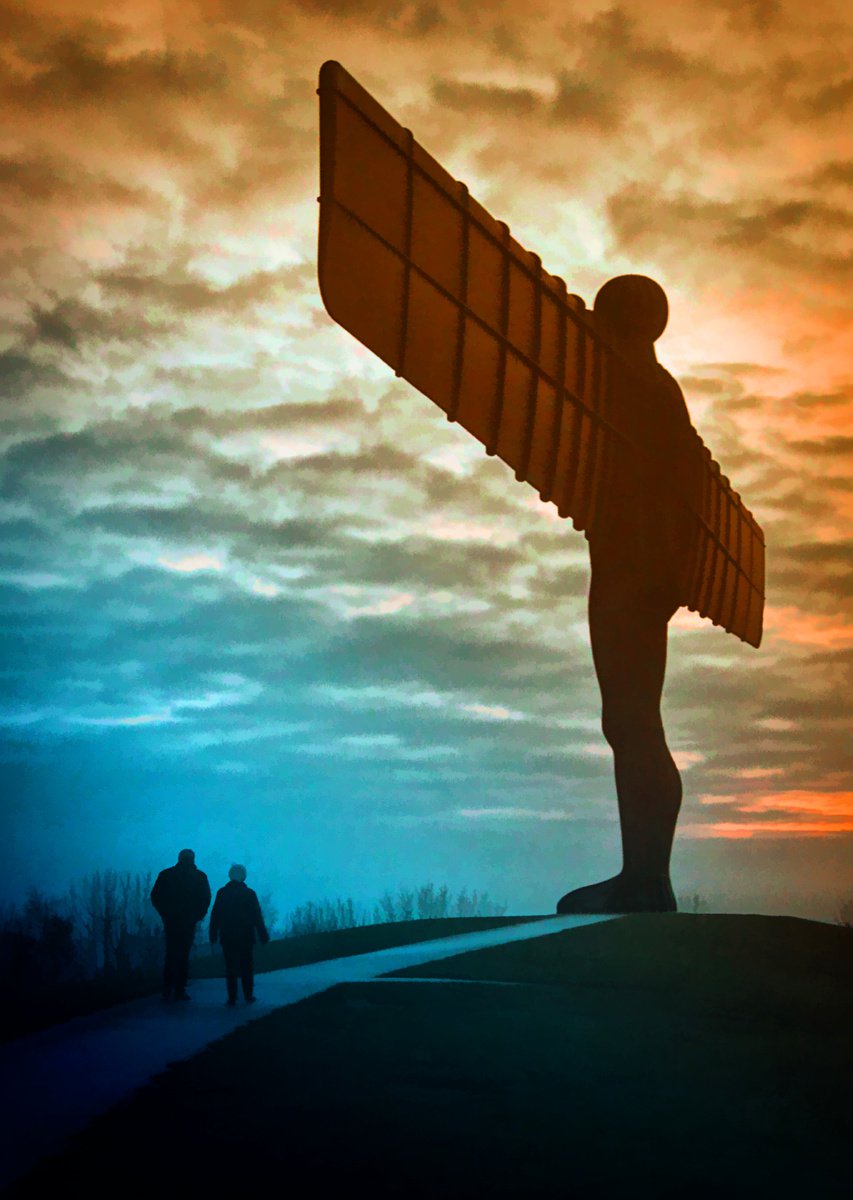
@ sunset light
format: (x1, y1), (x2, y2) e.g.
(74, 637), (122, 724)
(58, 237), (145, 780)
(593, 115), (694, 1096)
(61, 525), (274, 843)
(1, 0), (850, 919)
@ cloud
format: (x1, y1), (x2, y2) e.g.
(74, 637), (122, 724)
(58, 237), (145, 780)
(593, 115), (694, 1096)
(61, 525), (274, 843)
(157, 553), (224, 574)
(803, 160), (853, 190)
(672, 750), (705, 771)
(788, 436), (853, 458)
(685, 789), (853, 838)
(98, 262), (309, 318)
(551, 70), (622, 132)
(431, 79), (541, 117)
(72, 711), (177, 727)
(0, 351), (69, 400)
(2, 0), (850, 915)
(458, 806), (574, 821)
(606, 184), (851, 283)
(763, 606), (853, 649)
(339, 590), (415, 619)
(460, 703), (525, 721)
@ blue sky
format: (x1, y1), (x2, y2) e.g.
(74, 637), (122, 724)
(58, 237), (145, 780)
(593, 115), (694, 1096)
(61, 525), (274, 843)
(1, 0), (851, 919)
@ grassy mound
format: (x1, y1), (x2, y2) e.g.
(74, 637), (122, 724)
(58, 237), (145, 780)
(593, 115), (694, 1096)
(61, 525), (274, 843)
(2, 916), (532, 1042)
(193, 914), (539, 978)
(390, 911), (851, 1016)
(9, 915), (850, 1197)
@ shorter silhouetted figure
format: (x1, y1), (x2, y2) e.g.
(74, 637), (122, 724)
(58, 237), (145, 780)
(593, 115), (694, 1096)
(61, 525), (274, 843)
(150, 848), (211, 1002)
(209, 864), (270, 1007)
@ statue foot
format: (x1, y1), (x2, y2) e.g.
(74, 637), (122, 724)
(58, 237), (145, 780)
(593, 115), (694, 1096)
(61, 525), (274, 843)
(556, 873), (676, 915)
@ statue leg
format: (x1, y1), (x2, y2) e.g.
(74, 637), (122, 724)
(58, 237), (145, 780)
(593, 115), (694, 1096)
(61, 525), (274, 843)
(556, 586), (681, 914)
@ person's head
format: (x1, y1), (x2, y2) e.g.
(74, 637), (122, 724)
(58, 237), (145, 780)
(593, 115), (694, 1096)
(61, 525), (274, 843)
(228, 863), (247, 883)
(593, 275), (668, 344)
(177, 848), (195, 867)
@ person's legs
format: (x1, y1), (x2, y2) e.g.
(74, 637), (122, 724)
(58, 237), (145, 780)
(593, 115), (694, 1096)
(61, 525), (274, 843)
(557, 582), (681, 913)
(222, 941), (240, 1005)
(162, 924), (177, 999)
(172, 925), (194, 998)
(240, 944), (254, 1002)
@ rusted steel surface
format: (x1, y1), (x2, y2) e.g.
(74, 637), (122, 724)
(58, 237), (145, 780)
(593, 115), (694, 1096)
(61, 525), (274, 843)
(317, 60), (764, 647)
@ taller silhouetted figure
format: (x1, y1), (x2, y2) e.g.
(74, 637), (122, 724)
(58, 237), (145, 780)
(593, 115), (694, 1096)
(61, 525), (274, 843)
(150, 848), (211, 1001)
(316, 63), (766, 914)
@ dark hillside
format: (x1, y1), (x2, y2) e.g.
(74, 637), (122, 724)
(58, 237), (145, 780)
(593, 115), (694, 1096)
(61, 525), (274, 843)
(9, 915), (849, 1198)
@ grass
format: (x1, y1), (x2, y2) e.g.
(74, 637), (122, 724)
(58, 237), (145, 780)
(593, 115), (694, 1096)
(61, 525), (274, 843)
(193, 914), (540, 977)
(391, 910), (851, 1015)
(0, 916), (532, 1042)
(8, 914), (850, 1197)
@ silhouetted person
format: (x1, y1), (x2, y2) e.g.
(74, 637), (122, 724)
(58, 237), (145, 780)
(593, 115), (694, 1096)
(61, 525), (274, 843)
(558, 276), (693, 914)
(209, 864), (269, 1007)
(150, 848), (211, 1001)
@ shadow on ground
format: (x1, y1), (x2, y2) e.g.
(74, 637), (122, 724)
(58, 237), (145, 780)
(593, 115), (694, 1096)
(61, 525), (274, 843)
(8, 914), (850, 1198)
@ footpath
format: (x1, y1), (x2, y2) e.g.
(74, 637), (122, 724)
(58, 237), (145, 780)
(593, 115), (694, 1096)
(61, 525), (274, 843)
(0, 913), (614, 1191)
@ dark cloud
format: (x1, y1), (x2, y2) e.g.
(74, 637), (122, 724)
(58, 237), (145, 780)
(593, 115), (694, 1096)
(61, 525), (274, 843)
(0, 352), (68, 401)
(27, 295), (163, 351)
(551, 71), (622, 131)
(171, 397), (365, 435)
(788, 435), (853, 457)
(3, 423), (180, 480)
(3, 35), (226, 112)
(802, 160), (853, 190)
(606, 183), (851, 280)
(0, 155), (133, 204)
(430, 67), (620, 134)
(561, 5), (732, 120)
(765, 676), (853, 724)
(81, 503), (352, 557)
(98, 262), (311, 318)
(575, 6), (695, 77)
(273, 0), (446, 35)
(788, 389), (851, 409)
(347, 537), (526, 595)
(29, 303), (79, 351)
(527, 564), (589, 599)
(711, 0), (781, 32)
(679, 376), (732, 396)
(0, 7), (315, 251)
(0, 516), (57, 564)
(769, 540), (853, 600)
(430, 79), (540, 117)
(720, 200), (852, 248)
(800, 73), (853, 119)
(263, 443), (419, 482)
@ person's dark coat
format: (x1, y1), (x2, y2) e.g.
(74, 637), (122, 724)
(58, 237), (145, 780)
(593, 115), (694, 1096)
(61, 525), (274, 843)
(209, 881), (269, 947)
(151, 862), (211, 929)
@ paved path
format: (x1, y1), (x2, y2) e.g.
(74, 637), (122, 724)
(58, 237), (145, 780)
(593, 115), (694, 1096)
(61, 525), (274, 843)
(0, 914), (615, 1191)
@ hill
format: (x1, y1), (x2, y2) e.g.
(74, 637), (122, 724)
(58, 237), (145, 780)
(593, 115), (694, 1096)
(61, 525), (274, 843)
(8, 914), (850, 1198)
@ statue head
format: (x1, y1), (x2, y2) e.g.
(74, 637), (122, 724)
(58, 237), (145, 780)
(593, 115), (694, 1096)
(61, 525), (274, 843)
(593, 275), (668, 343)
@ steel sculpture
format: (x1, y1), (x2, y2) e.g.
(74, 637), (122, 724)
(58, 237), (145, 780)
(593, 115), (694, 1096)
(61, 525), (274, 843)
(316, 61), (765, 912)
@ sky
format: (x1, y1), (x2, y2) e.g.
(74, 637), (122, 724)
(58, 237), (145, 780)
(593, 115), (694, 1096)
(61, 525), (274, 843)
(1, 0), (850, 920)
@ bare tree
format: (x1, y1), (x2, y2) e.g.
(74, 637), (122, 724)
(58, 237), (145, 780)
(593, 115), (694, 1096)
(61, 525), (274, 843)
(258, 892), (280, 938)
(72, 870), (162, 976)
(397, 888), (415, 922)
(376, 890), (397, 924)
(284, 897), (369, 937)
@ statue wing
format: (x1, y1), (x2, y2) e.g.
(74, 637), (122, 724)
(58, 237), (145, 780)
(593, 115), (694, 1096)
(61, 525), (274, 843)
(316, 60), (764, 648)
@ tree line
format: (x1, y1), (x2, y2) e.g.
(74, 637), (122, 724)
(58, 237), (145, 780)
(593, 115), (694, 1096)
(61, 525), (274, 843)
(285, 883), (506, 937)
(0, 873), (505, 989)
